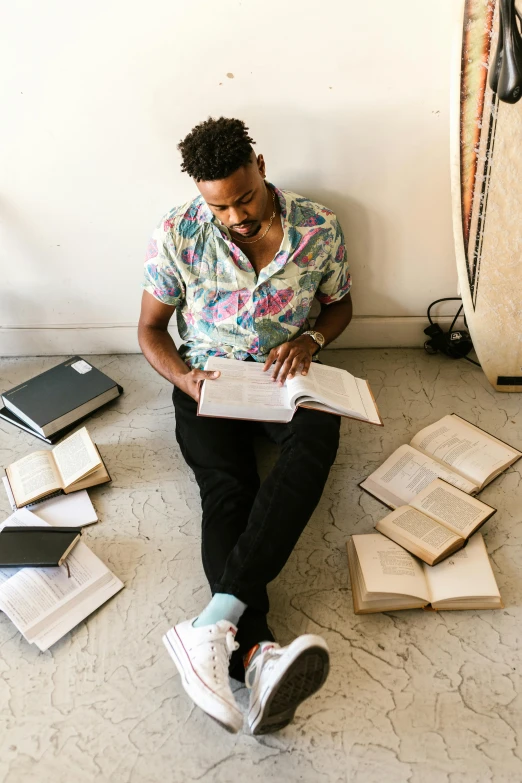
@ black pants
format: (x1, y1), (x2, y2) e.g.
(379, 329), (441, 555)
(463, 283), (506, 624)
(173, 385), (340, 681)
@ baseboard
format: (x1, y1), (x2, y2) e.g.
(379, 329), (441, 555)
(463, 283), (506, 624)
(0, 316), (466, 356)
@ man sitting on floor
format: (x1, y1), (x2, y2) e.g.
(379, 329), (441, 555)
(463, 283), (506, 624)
(138, 117), (353, 735)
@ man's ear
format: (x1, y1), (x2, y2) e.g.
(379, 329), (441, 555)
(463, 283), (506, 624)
(256, 154), (266, 179)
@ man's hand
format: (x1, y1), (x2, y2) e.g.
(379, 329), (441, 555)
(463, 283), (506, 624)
(176, 369), (221, 402)
(263, 335), (317, 385)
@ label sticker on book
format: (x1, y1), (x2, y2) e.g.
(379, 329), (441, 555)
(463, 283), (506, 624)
(71, 360), (92, 374)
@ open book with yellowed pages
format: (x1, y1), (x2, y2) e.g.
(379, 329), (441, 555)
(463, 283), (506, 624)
(360, 415), (521, 509)
(374, 478), (496, 565)
(346, 532), (502, 613)
(5, 427), (110, 508)
(198, 357), (382, 425)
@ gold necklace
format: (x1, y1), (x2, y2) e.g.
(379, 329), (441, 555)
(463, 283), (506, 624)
(232, 190), (276, 245)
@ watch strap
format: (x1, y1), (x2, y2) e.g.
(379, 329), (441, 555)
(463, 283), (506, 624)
(302, 330), (325, 353)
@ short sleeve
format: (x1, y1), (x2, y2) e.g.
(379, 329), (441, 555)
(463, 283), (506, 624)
(142, 226), (185, 307)
(316, 220), (352, 305)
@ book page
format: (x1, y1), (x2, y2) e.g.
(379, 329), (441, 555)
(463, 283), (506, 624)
(288, 363), (379, 422)
(410, 479), (494, 537)
(66, 462), (109, 492)
(31, 574), (123, 651)
(52, 427), (101, 487)
(6, 451), (62, 505)
(0, 507), (48, 532)
(423, 533), (501, 604)
(199, 357), (291, 420)
(361, 444), (478, 509)
(410, 415), (521, 486)
(351, 534), (430, 601)
(376, 506), (461, 558)
(0, 540), (112, 641)
(31, 490), (98, 527)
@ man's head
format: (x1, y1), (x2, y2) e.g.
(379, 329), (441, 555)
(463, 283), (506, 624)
(178, 117), (270, 239)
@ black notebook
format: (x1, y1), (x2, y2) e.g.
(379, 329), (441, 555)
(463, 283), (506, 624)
(0, 526), (82, 567)
(1, 357), (123, 438)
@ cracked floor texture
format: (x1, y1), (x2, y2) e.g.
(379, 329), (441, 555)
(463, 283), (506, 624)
(1, 350), (521, 783)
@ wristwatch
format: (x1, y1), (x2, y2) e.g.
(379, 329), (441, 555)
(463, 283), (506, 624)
(302, 330), (326, 354)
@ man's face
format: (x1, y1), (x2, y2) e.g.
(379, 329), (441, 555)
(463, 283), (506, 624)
(197, 153), (268, 239)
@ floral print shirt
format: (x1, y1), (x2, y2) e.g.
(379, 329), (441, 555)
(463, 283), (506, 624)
(143, 184), (351, 369)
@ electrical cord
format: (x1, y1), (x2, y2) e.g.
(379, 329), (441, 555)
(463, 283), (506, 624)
(424, 296), (479, 366)
(427, 297), (464, 326)
(462, 355), (481, 367)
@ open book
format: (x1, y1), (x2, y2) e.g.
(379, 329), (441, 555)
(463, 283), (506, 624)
(347, 532), (502, 613)
(0, 508), (123, 651)
(374, 478), (496, 565)
(198, 357), (382, 425)
(360, 415), (521, 508)
(5, 427), (110, 508)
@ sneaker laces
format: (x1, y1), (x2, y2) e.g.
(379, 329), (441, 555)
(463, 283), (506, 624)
(225, 630), (240, 656)
(208, 629), (239, 684)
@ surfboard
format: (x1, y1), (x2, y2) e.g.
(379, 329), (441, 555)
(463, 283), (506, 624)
(451, 0), (522, 392)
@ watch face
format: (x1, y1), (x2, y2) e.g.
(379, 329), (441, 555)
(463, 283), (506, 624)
(315, 332), (325, 347)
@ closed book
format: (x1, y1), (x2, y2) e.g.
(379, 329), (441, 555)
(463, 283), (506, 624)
(0, 526), (82, 567)
(1, 357), (123, 437)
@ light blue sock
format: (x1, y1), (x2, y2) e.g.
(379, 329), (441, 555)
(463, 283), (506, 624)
(193, 593), (247, 628)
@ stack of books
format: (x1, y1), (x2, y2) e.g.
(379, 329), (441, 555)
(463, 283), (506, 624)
(346, 415), (522, 614)
(0, 425), (121, 650)
(0, 358), (125, 650)
(0, 507), (123, 651)
(0, 356), (123, 443)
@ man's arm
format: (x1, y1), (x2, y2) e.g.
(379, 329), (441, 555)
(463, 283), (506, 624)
(138, 291), (219, 402)
(264, 291), (353, 384)
(311, 290), (353, 346)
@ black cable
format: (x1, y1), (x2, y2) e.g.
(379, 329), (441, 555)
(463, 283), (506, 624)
(448, 304), (463, 334)
(462, 355), (481, 367)
(425, 296), (480, 367)
(427, 297), (463, 326)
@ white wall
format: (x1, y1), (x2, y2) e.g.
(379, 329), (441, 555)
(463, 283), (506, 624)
(0, 0), (460, 355)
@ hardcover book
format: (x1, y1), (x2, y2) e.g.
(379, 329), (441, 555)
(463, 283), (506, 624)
(1, 357), (123, 438)
(0, 526), (82, 567)
(0, 406), (90, 444)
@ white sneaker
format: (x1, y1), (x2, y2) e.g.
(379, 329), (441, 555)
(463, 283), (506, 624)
(163, 618), (243, 733)
(246, 635), (330, 735)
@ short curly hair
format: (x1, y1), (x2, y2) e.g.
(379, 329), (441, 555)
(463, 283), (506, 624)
(178, 117), (256, 181)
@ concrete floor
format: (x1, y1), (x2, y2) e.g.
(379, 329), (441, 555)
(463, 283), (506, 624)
(0, 350), (521, 783)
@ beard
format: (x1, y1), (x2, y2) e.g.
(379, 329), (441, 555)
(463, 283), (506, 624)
(230, 220), (262, 238)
